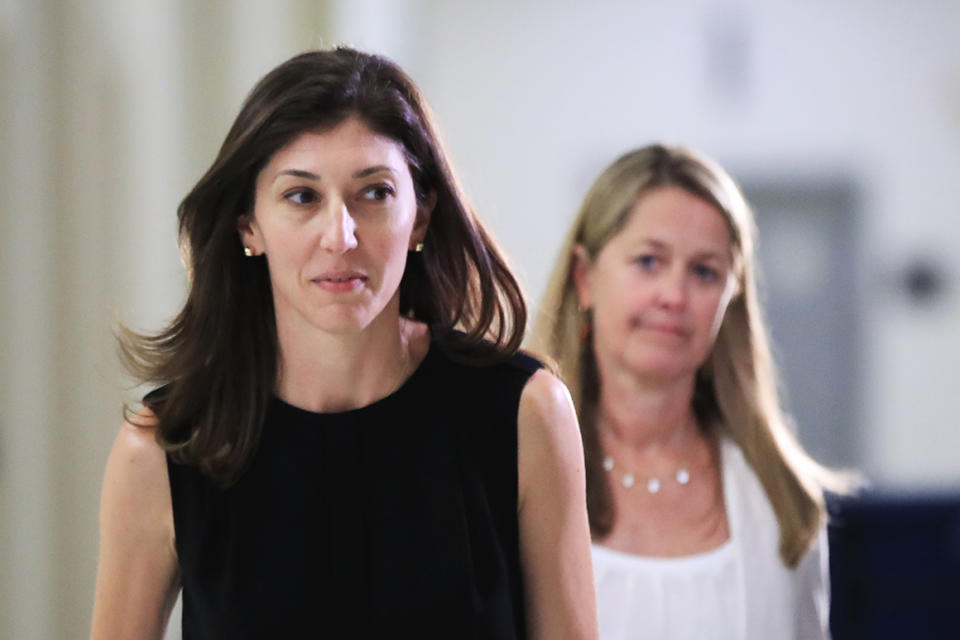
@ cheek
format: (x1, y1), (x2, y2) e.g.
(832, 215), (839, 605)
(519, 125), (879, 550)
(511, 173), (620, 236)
(593, 282), (643, 343)
(265, 231), (309, 266)
(592, 279), (628, 321)
(386, 229), (414, 261)
(373, 208), (416, 255)
(592, 262), (638, 307)
(368, 231), (412, 280)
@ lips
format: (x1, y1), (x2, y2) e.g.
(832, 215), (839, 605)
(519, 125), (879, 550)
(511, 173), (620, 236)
(311, 271), (367, 293)
(644, 323), (685, 336)
(630, 316), (687, 337)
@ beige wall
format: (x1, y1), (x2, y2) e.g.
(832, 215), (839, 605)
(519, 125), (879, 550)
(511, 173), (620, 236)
(0, 2), (331, 637)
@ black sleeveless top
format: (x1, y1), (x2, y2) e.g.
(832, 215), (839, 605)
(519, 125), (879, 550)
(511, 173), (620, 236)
(166, 344), (542, 639)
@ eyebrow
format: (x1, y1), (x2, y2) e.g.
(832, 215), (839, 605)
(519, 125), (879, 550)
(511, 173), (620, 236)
(272, 165), (397, 184)
(639, 238), (730, 262)
(274, 169), (321, 184)
(353, 165), (396, 179)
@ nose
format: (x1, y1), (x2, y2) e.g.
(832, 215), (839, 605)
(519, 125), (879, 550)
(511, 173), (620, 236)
(656, 268), (688, 310)
(318, 201), (358, 254)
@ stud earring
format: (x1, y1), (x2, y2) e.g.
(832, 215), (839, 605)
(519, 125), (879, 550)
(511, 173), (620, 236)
(243, 247), (254, 257)
(413, 241), (424, 253)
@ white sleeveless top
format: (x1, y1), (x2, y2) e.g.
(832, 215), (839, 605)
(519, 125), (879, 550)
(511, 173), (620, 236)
(592, 439), (830, 640)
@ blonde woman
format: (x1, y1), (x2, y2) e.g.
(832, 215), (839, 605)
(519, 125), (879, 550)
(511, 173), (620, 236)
(532, 144), (846, 639)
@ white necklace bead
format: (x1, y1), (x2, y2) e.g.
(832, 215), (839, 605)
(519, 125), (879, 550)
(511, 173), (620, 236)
(602, 456), (691, 493)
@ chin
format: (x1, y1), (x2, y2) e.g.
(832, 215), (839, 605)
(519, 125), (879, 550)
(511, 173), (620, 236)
(621, 347), (699, 381)
(306, 305), (380, 335)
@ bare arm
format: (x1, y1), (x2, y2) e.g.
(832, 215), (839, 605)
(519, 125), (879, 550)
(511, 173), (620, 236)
(90, 411), (180, 640)
(517, 369), (599, 640)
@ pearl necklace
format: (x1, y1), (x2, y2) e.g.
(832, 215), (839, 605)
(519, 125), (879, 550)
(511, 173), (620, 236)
(602, 455), (691, 494)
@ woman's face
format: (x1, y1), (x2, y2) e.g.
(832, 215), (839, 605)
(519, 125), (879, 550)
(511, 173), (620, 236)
(241, 116), (431, 337)
(574, 186), (738, 384)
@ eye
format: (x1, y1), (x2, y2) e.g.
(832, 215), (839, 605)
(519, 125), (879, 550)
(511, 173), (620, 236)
(361, 184), (395, 202)
(633, 254), (659, 271)
(693, 264), (719, 283)
(284, 188), (317, 205)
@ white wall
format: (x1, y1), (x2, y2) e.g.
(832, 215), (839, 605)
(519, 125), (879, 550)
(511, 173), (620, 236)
(356, 0), (960, 488)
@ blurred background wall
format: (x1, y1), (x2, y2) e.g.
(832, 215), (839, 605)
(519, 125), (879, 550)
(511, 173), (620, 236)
(2, 1), (958, 638)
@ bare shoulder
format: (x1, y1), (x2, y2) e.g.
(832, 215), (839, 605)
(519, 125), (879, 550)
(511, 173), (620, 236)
(515, 370), (598, 638)
(520, 366), (572, 410)
(92, 408), (179, 638)
(107, 408), (168, 490)
(102, 407), (173, 534)
(114, 407), (162, 456)
(518, 368), (580, 446)
(517, 369), (585, 507)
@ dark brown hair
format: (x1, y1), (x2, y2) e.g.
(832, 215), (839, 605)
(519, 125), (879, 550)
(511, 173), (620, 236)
(120, 47), (527, 485)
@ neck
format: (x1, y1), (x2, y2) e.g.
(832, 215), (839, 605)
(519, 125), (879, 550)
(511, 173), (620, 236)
(595, 361), (701, 456)
(274, 300), (424, 413)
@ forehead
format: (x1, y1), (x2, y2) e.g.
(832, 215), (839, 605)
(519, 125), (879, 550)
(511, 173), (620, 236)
(613, 186), (732, 254)
(261, 117), (409, 177)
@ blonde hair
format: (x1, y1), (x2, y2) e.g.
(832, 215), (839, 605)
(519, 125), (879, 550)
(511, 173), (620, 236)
(531, 144), (847, 567)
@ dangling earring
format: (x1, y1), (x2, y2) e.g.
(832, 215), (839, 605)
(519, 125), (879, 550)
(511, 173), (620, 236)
(579, 304), (592, 343)
(243, 246), (254, 257)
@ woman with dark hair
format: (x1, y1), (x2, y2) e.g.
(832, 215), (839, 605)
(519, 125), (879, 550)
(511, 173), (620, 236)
(531, 144), (851, 639)
(91, 47), (597, 639)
